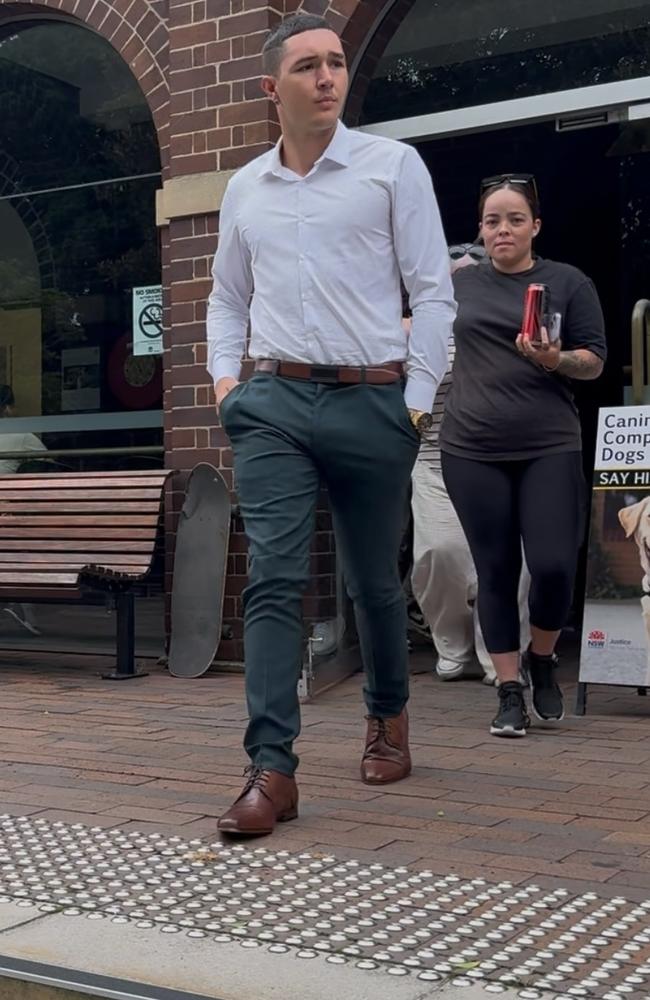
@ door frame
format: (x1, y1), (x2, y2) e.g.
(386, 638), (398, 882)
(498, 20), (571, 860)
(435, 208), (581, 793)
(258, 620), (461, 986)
(360, 75), (650, 141)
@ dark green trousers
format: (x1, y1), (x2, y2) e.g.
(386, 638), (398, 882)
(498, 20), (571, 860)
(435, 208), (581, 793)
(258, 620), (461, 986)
(220, 373), (419, 776)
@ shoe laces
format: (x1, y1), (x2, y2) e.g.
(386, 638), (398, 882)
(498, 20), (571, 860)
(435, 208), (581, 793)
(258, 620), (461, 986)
(241, 766), (270, 797)
(498, 683), (524, 712)
(366, 716), (399, 750)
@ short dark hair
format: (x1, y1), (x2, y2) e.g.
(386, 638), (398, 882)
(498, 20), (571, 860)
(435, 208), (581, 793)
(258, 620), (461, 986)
(262, 13), (335, 76)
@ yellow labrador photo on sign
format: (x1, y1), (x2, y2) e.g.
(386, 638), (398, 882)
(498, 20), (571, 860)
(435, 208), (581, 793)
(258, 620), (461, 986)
(619, 497), (650, 686)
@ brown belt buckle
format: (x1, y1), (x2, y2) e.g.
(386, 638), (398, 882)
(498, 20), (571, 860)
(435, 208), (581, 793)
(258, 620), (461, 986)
(310, 365), (340, 384)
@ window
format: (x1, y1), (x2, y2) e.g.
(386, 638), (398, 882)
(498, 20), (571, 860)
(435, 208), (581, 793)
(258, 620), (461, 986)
(0, 18), (162, 468)
(0, 18), (164, 656)
(358, 0), (650, 125)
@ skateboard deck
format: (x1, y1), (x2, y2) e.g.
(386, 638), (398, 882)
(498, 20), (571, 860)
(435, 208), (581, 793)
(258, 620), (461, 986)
(168, 463), (231, 678)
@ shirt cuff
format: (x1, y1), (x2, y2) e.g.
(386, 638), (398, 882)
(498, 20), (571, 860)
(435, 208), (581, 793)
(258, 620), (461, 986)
(404, 374), (437, 412)
(210, 358), (242, 384)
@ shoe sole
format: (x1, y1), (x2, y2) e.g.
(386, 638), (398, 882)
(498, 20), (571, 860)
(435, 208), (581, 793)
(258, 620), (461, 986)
(361, 767), (412, 786)
(218, 808), (298, 837)
(489, 724), (527, 738)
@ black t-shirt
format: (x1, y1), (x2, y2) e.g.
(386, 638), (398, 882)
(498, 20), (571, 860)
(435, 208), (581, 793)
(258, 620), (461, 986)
(440, 257), (607, 461)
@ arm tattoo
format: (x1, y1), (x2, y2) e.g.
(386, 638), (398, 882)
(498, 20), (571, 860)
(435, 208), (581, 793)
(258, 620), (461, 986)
(554, 349), (603, 381)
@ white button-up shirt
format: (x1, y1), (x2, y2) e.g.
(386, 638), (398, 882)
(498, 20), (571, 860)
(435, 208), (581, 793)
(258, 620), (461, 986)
(206, 121), (456, 411)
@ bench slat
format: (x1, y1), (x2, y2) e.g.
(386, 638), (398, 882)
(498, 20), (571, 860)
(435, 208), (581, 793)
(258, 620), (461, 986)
(2, 470), (167, 481)
(0, 587), (81, 599)
(0, 555), (149, 581)
(0, 562), (149, 587)
(0, 528), (157, 541)
(0, 475), (169, 490)
(0, 545), (151, 566)
(0, 502), (161, 513)
(0, 562), (148, 587)
(0, 539), (153, 565)
(0, 572), (83, 584)
(0, 489), (165, 501)
(0, 515), (160, 527)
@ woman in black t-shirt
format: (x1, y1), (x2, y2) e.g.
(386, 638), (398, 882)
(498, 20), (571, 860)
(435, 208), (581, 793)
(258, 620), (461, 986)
(440, 174), (606, 738)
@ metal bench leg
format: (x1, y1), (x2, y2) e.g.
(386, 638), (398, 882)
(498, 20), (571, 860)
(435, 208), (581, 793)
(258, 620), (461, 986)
(102, 591), (148, 681)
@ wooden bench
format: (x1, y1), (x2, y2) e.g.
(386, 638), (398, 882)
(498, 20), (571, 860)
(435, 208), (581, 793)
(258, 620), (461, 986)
(0, 469), (171, 679)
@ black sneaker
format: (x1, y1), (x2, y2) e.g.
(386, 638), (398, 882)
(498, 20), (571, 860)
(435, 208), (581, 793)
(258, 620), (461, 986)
(490, 681), (530, 738)
(523, 648), (564, 722)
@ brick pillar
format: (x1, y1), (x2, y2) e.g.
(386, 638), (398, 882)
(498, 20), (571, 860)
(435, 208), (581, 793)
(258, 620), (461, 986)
(159, 0), (398, 662)
(160, 2), (282, 662)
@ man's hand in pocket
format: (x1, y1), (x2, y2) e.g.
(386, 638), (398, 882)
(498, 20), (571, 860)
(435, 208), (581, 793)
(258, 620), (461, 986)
(215, 377), (239, 414)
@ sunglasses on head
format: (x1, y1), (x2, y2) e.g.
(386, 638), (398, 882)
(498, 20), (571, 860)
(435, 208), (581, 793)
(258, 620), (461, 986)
(480, 173), (538, 201)
(448, 243), (486, 261)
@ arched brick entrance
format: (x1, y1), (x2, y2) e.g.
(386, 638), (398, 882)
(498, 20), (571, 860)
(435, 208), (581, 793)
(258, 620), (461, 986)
(0, 0), (169, 174)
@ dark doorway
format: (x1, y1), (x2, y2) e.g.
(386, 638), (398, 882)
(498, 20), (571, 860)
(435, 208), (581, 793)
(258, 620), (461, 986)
(417, 116), (650, 455)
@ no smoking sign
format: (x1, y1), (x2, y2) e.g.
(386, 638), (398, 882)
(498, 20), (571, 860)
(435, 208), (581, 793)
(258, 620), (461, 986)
(132, 286), (163, 356)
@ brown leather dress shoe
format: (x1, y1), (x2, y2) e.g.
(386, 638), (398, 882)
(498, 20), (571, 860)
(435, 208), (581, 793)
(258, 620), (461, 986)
(360, 707), (411, 785)
(218, 768), (298, 837)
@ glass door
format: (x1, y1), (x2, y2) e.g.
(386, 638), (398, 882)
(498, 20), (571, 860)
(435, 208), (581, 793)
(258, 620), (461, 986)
(0, 19), (164, 659)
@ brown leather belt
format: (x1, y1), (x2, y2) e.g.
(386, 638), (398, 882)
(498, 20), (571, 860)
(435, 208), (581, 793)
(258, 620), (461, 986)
(253, 359), (404, 385)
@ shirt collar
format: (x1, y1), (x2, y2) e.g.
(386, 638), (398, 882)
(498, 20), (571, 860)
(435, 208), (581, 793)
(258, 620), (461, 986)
(318, 121), (351, 167)
(260, 120), (351, 178)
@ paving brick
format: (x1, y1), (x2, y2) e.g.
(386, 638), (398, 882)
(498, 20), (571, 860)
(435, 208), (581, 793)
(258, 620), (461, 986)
(329, 808), (432, 830)
(116, 819), (219, 839)
(0, 659), (649, 891)
(0, 804), (50, 818)
(31, 810), (126, 828)
(460, 804), (577, 826)
(99, 805), (206, 824)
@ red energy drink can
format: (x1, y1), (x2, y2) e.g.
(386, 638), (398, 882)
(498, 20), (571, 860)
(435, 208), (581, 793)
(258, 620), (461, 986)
(520, 283), (549, 341)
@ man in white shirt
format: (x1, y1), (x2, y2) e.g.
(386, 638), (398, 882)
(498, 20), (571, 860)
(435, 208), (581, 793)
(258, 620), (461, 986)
(207, 13), (455, 837)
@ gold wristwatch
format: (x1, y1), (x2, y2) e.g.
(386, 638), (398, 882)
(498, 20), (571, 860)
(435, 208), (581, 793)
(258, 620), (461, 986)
(407, 409), (434, 434)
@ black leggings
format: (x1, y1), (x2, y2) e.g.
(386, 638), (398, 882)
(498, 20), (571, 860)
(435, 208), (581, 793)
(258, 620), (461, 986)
(441, 451), (586, 654)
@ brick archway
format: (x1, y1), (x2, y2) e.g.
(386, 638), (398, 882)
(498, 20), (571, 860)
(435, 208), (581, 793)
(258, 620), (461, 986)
(0, 0), (170, 174)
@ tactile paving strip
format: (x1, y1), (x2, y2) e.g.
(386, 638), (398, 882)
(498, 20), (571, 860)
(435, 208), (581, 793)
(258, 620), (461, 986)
(0, 814), (649, 999)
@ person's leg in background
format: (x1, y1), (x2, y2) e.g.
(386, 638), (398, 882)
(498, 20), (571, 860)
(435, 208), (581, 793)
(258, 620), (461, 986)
(441, 452), (531, 736)
(399, 491), (433, 649)
(472, 601), (496, 685)
(519, 451), (586, 723)
(217, 375), (321, 835)
(318, 381), (419, 784)
(474, 557), (531, 686)
(411, 459), (479, 680)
